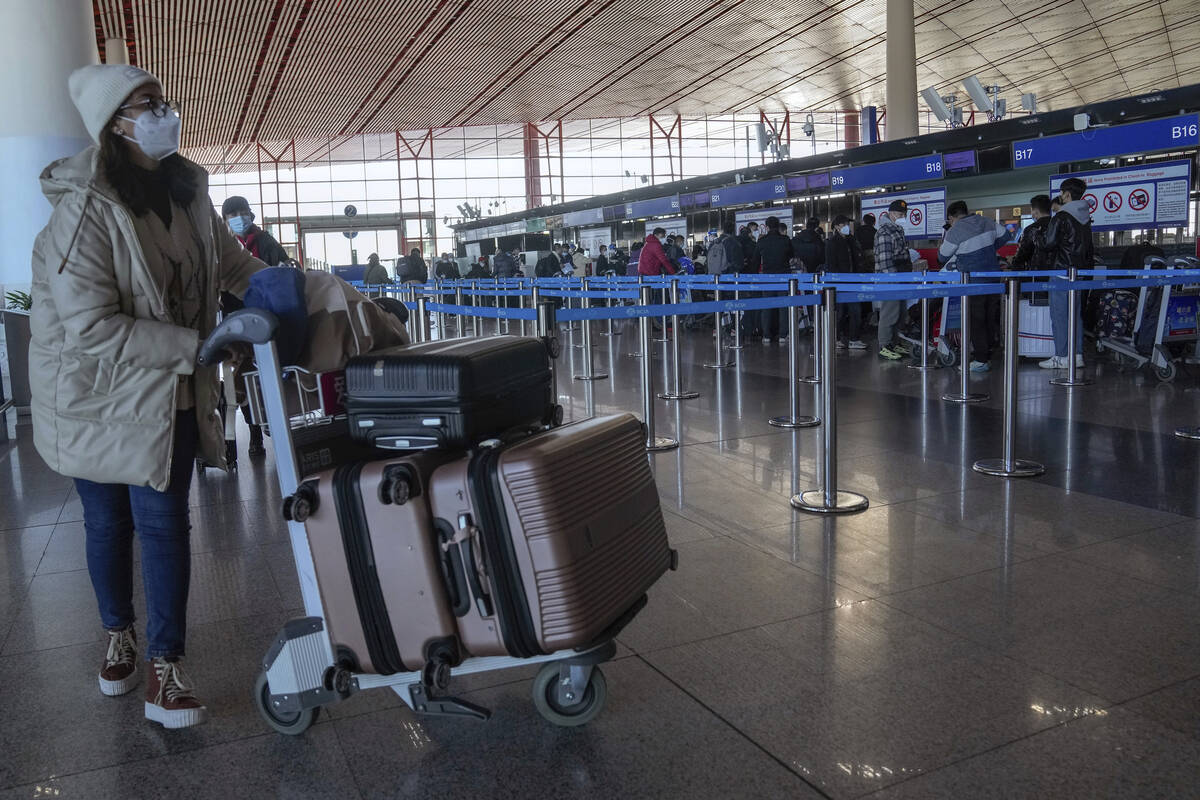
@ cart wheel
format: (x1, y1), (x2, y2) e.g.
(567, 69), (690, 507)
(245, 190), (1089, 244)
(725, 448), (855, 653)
(938, 349), (957, 368)
(254, 671), (320, 736)
(1155, 362), (1177, 383)
(532, 663), (607, 727)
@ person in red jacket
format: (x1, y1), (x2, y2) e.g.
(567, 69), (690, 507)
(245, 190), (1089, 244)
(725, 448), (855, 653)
(638, 227), (676, 276)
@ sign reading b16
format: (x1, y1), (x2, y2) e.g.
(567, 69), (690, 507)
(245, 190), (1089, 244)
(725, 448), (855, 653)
(1050, 159), (1191, 232)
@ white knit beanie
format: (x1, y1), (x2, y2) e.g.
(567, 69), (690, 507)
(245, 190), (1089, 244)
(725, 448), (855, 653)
(68, 64), (163, 144)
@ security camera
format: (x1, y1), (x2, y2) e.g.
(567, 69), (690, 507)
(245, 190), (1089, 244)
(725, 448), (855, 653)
(801, 113), (815, 137)
(1073, 113), (1090, 131)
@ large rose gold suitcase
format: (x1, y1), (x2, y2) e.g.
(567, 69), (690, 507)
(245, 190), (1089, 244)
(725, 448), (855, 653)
(428, 413), (675, 658)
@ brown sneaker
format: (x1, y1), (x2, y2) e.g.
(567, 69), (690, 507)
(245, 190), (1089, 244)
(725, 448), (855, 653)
(99, 627), (139, 697)
(144, 657), (209, 729)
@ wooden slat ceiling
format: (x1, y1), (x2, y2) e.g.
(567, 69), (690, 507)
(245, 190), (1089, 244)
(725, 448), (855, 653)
(93, 0), (1200, 157)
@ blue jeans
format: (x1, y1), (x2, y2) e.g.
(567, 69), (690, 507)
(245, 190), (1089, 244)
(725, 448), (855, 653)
(1050, 290), (1084, 358)
(76, 411), (198, 659)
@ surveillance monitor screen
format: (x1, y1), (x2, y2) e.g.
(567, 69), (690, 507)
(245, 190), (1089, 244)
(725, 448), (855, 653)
(944, 149), (978, 175)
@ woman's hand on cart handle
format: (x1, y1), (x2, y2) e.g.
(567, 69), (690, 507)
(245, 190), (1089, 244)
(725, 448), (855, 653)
(197, 309), (280, 366)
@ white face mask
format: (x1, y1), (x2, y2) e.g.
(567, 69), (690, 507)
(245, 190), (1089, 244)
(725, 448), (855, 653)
(840, 225), (851, 235)
(117, 108), (182, 161)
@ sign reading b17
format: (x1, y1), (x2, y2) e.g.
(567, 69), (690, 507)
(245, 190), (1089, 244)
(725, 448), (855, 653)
(1050, 159), (1191, 232)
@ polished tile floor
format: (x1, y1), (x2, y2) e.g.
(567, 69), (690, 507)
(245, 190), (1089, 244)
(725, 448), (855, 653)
(2, 321), (1199, 799)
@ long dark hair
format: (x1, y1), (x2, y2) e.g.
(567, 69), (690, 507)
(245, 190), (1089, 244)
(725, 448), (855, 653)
(99, 124), (197, 215)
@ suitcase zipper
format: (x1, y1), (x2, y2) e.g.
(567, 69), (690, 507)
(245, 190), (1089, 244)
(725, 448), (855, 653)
(332, 463), (404, 674)
(466, 445), (544, 658)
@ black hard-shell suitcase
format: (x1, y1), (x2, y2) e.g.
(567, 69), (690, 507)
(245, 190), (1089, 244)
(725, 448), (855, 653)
(344, 336), (558, 451)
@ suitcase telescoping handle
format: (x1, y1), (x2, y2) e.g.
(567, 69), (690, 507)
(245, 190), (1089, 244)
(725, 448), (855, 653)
(197, 308), (279, 366)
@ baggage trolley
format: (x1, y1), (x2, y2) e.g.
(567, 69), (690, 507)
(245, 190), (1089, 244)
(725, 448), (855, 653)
(1094, 256), (1197, 383)
(197, 309), (616, 735)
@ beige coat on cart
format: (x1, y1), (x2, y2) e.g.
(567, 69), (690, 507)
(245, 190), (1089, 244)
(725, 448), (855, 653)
(28, 147), (263, 491)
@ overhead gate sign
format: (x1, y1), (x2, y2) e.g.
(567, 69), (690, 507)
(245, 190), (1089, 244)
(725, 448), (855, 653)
(1050, 160), (1191, 232)
(861, 188), (946, 240)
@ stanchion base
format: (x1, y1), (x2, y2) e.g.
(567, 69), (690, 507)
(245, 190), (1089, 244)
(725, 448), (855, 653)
(1049, 376), (1094, 387)
(646, 436), (679, 452)
(1175, 426), (1200, 440)
(652, 337), (671, 343)
(657, 390), (700, 400)
(942, 393), (989, 403)
(574, 372), (609, 381)
(799, 376), (820, 384)
(768, 415), (820, 429)
(972, 458), (1045, 477)
(791, 490), (870, 514)
(907, 363), (940, 371)
(725, 344), (745, 351)
(703, 360), (736, 369)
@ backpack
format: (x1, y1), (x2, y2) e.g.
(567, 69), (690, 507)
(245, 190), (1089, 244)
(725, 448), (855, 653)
(707, 238), (728, 274)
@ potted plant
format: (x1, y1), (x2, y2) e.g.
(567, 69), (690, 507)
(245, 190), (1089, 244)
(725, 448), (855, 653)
(2, 290), (32, 414)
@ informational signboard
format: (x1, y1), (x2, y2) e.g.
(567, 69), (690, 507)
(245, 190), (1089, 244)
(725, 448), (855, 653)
(710, 179), (788, 208)
(465, 242), (481, 260)
(1014, 114), (1199, 168)
(626, 195), (680, 219)
(680, 190), (712, 211)
(1049, 159), (1191, 232)
(563, 208), (604, 227)
(860, 188), (946, 240)
(579, 226), (612, 256)
(735, 208), (794, 236)
(525, 217), (546, 233)
(830, 154), (943, 191)
(652, 216), (689, 240)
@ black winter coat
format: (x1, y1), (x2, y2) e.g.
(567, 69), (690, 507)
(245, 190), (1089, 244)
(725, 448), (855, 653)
(792, 230), (824, 271)
(1032, 208), (1094, 270)
(824, 232), (856, 274)
(1011, 217), (1052, 268)
(752, 231), (794, 274)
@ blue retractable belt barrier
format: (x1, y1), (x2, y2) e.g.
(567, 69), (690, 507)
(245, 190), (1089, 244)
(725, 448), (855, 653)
(832, 283), (1006, 304)
(425, 302), (539, 320)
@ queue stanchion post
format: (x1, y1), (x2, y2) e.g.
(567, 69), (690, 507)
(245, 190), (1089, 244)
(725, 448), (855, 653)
(908, 294), (937, 371)
(573, 291), (608, 382)
(653, 278), (671, 343)
(573, 279), (589, 348)
(1050, 267), (1093, 387)
(769, 278), (819, 429)
(536, 301), (560, 409)
(454, 286), (466, 337)
(793, 287), (869, 514)
(415, 296), (429, 343)
(434, 281), (446, 340)
(942, 272), (989, 403)
(639, 286), (678, 451)
(657, 280), (699, 400)
(470, 282), (481, 338)
(728, 282), (744, 351)
(627, 276), (646, 358)
(800, 280), (821, 384)
(973, 277), (1045, 478)
(704, 281), (735, 369)
(1176, 426), (1200, 440)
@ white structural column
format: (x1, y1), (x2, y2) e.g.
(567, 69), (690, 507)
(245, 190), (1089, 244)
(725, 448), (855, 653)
(0, 0), (97, 289)
(105, 38), (130, 66)
(884, 0), (919, 140)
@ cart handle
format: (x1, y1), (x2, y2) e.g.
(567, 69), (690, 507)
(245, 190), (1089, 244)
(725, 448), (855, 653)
(197, 308), (279, 366)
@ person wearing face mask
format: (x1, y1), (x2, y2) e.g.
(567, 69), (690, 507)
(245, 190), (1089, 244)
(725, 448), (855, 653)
(638, 227), (676, 277)
(28, 65), (268, 729)
(874, 199), (914, 360)
(826, 215), (867, 349)
(220, 196), (288, 267)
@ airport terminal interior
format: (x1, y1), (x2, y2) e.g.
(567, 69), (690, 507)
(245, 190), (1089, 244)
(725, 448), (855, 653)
(2, 1), (1200, 798)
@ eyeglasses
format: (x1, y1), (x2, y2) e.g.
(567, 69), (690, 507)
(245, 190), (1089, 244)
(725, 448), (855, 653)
(119, 98), (181, 118)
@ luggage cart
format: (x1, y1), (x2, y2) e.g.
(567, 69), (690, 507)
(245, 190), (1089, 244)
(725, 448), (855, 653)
(197, 309), (615, 735)
(195, 362), (240, 475)
(1094, 256), (1196, 383)
(932, 294), (961, 367)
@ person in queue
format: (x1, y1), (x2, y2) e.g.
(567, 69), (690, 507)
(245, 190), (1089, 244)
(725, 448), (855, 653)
(939, 200), (1011, 371)
(1012, 195), (1054, 270)
(827, 214), (867, 350)
(638, 226), (676, 277)
(595, 244), (610, 275)
(792, 216), (824, 272)
(750, 215), (794, 343)
(464, 256), (490, 280)
(221, 195), (288, 266)
(873, 199), (912, 360)
(491, 247), (517, 279)
(433, 252), (459, 280)
(397, 247), (428, 282)
(1032, 177), (1092, 369)
(363, 252), (392, 285)
(29, 65), (270, 729)
(737, 224), (757, 274)
(535, 243), (564, 278)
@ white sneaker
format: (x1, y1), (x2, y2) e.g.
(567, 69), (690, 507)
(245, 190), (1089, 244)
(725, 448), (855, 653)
(836, 340), (847, 349)
(1038, 356), (1067, 369)
(1075, 355), (1085, 367)
(848, 340), (868, 350)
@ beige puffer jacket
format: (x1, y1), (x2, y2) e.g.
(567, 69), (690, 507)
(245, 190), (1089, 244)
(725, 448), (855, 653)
(29, 147), (263, 491)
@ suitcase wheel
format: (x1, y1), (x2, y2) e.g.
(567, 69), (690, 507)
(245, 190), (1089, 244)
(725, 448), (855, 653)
(254, 671), (320, 736)
(531, 662), (607, 728)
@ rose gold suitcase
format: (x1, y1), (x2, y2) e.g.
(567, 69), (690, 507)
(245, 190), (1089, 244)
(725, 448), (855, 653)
(428, 413), (675, 658)
(293, 450), (469, 677)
